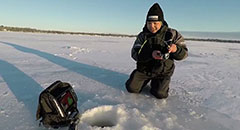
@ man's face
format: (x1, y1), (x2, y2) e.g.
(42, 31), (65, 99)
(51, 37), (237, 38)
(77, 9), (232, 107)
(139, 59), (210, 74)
(147, 21), (162, 34)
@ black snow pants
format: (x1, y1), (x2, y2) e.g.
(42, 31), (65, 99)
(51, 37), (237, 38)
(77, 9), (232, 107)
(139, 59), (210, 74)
(125, 69), (171, 99)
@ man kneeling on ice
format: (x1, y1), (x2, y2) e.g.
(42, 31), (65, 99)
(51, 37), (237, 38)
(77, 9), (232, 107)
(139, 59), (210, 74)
(125, 3), (188, 99)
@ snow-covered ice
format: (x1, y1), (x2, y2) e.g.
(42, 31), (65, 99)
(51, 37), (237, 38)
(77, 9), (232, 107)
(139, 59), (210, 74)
(0, 31), (240, 130)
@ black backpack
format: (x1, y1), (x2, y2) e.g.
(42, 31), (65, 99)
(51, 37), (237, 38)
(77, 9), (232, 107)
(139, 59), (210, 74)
(36, 80), (80, 129)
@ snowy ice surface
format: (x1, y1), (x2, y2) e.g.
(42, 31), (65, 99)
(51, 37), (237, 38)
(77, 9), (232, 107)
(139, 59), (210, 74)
(0, 31), (240, 130)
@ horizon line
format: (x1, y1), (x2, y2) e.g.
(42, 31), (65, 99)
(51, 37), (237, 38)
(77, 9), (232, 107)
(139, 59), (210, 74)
(1, 25), (240, 43)
(1, 25), (240, 35)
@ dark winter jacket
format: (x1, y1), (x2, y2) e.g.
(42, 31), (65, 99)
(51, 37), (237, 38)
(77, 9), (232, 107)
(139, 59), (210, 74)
(131, 23), (188, 77)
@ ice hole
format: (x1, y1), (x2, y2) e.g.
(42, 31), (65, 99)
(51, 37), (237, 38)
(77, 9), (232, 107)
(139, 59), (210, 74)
(80, 105), (125, 128)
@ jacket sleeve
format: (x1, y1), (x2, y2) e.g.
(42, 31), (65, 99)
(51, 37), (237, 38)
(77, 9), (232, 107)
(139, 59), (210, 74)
(131, 32), (154, 62)
(169, 29), (188, 60)
(131, 33), (143, 61)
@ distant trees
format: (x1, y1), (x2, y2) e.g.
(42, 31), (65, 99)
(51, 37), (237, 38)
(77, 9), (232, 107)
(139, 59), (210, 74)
(184, 38), (240, 43)
(0, 25), (4, 31)
(0, 25), (136, 37)
(0, 25), (239, 43)
(0, 26), (38, 32)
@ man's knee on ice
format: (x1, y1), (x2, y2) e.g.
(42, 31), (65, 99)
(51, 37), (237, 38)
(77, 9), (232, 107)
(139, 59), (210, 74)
(150, 90), (168, 99)
(125, 84), (141, 93)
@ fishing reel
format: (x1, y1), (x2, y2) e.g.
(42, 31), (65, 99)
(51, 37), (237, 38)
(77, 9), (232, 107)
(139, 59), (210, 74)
(154, 39), (172, 60)
(155, 50), (170, 60)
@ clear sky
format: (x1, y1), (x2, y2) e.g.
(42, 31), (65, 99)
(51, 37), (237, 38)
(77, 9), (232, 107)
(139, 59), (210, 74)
(1, 0), (240, 34)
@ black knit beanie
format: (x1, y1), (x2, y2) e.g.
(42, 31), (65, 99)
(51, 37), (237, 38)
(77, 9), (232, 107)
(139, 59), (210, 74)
(146, 3), (164, 22)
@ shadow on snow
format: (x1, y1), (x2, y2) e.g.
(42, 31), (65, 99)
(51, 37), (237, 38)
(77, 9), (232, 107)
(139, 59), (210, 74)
(0, 40), (129, 122)
(0, 41), (128, 91)
(1, 41), (240, 130)
(0, 59), (43, 114)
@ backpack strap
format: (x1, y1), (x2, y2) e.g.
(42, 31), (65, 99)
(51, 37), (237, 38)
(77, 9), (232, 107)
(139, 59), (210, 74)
(36, 91), (54, 121)
(40, 93), (53, 113)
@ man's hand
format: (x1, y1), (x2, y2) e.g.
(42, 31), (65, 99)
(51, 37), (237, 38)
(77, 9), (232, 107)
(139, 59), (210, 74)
(168, 44), (177, 53)
(152, 50), (163, 60)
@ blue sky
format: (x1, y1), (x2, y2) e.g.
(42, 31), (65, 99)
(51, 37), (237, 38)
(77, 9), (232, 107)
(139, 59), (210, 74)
(0, 0), (240, 34)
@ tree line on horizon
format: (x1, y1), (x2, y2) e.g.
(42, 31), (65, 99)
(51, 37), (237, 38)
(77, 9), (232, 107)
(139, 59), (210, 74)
(1, 25), (239, 43)
(0, 25), (136, 37)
